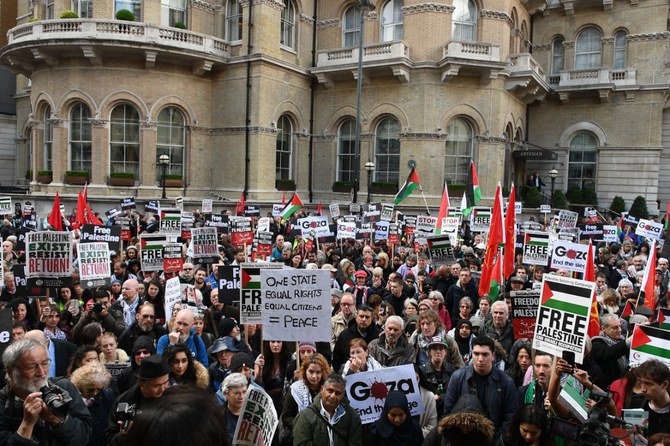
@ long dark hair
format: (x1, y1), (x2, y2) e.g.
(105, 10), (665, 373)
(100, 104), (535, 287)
(67, 345), (100, 377)
(163, 344), (196, 384)
(503, 404), (550, 446)
(261, 340), (292, 386)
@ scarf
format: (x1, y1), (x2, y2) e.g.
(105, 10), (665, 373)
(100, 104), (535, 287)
(120, 296), (139, 329)
(593, 334), (628, 373)
(290, 380), (314, 412)
(342, 355), (383, 375)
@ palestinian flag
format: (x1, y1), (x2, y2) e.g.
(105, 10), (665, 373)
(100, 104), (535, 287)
(584, 241), (600, 338)
(558, 375), (591, 422)
(460, 160), (481, 217)
(639, 239), (657, 311)
(394, 167), (421, 205)
(488, 251), (503, 301)
(656, 308), (670, 330)
(479, 182), (504, 297)
(630, 324), (670, 367)
(664, 199), (670, 231)
(620, 300), (635, 321)
(541, 279), (592, 317)
(279, 192), (303, 219)
(241, 268), (261, 290)
(435, 182), (450, 235)
(503, 183), (516, 278)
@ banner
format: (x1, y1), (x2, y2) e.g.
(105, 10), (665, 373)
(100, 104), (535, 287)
(629, 324), (670, 367)
(201, 199), (213, 213)
(426, 235), (456, 265)
(344, 364), (423, 424)
(240, 263), (282, 324)
(471, 207), (492, 232)
(635, 218), (664, 240)
(160, 209), (182, 237)
(140, 234), (168, 272)
(232, 386), (279, 446)
(191, 227), (218, 263)
(532, 274), (594, 363)
(297, 216), (330, 238)
(0, 197), (12, 215)
(522, 231), (550, 266)
(26, 232), (72, 288)
(80, 225), (122, 256)
(231, 217), (254, 247)
(414, 216), (437, 244)
(163, 243), (183, 272)
(511, 290), (540, 339)
(558, 210), (578, 229)
(550, 241), (589, 273)
(77, 242), (111, 289)
(260, 269), (331, 342)
(218, 265), (241, 306)
(164, 277), (182, 325)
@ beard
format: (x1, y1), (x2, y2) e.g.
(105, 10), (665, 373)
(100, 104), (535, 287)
(12, 369), (48, 395)
(138, 322), (153, 333)
(178, 333), (189, 343)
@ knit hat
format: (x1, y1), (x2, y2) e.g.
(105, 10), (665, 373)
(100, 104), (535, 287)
(218, 317), (239, 337)
(298, 341), (317, 352)
(229, 352), (254, 372)
(138, 354), (170, 379)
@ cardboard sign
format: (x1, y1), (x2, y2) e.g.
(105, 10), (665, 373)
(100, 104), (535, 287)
(426, 235), (456, 265)
(260, 269), (331, 342)
(329, 203), (341, 219)
(522, 231), (550, 266)
(191, 227), (218, 263)
(77, 242), (111, 289)
(163, 243), (183, 273)
(558, 210), (578, 229)
(121, 197), (136, 211)
(511, 290), (540, 339)
(217, 265), (241, 306)
(140, 234), (168, 272)
(471, 207), (491, 232)
(232, 386), (279, 446)
(80, 225), (122, 256)
(344, 364), (424, 424)
(201, 199), (213, 213)
(635, 218), (664, 240)
(160, 208), (182, 237)
(532, 274), (594, 363)
(0, 197), (12, 215)
(26, 232), (72, 288)
(239, 263), (282, 324)
(550, 241), (589, 273)
(164, 277), (182, 325)
(540, 204), (551, 214)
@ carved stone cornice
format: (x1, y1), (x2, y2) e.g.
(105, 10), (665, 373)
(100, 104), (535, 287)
(563, 41), (574, 48)
(628, 32), (670, 42)
(399, 132), (444, 141)
(240, 0), (284, 12)
(480, 10), (512, 26)
(140, 118), (156, 129)
(48, 117), (63, 128)
(189, 0), (222, 13)
(222, 126), (279, 134)
(187, 125), (211, 135)
(365, 12), (378, 21)
(532, 43), (552, 51)
(402, 3), (454, 15)
(476, 135), (508, 145)
(299, 14), (315, 25)
(88, 118), (107, 127)
(601, 37), (614, 45)
(317, 19), (339, 29)
(313, 135), (335, 142)
(360, 133), (374, 141)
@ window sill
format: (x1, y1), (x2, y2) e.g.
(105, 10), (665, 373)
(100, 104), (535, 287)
(280, 45), (297, 55)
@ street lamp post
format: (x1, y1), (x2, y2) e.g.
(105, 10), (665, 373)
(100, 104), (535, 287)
(158, 154), (170, 199)
(352, 0), (375, 204)
(548, 167), (558, 207)
(364, 160), (375, 203)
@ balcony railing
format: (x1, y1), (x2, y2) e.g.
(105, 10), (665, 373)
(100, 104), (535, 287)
(508, 53), (546, 78)
(443, 40), (501, 62)
(316, 41), (408, 67)
(7, 19), (229, 58)
(546, 68), (637, 88)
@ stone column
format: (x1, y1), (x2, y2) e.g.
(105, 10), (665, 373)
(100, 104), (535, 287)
(50, 116), (66, 184)
(139, 121), (157, 193)
(89, 117), (108, 185)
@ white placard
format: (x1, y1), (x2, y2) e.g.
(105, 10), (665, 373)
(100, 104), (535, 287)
(297, 216), (330, 237)
(337, 220), (357, 239)
(201, 199), (213, 213)
(164, 277), (182, 325)
(550, 241), (589, 273)
(329, 203), (341, 219)
(635, 218), (664, 240)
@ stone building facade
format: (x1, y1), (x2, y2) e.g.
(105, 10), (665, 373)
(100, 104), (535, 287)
(1, 0), (669, 210)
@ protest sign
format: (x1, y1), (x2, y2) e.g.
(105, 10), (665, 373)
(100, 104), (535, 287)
(550, 241), (589, 273)
(557, 227), (579, 243)
(374, 221), (389, 242)
(297, 216), (330, 238)
(256, 217), (271, 233)
(635, 218), (663, 240)
(121, 197), (136, 211)
(77, 242), (111, 289)
(403, 216), (416, 236)
(163, 243), (183, 272)
(0, 197), (12, 215)
(201, 199), (213, 213)
(558, 210), (578, 229)
(80, 225), (122, 256)
(602, 225), (618, 243)
(356, 222), (372, 240)
(271, 204), (283, 218)
(106, 208), (122, 219)
(388, 223), (399, 245)
(522, 231), (550, 266)
(414, 216), (437, 244)
(255, 231), (273, 257)
(439, 216), (461, 234)
(329, 203), (341, 219)
(191, 227), (218, 264)
(205, 214), (229, 233)
(260, 269), (331, 342)
(361, 203), (381, 224)
(316, 224), (336, 244)
(426, 235), (456, 266)
(511, 290), (540, 339)
(180, 211), (194, 239)
(175, 196), (183, 211)
(337, 220), (357, 240)
(26, 232), (72, 288)
(629, 324), (670, 367)
(160, 208), (182, 237)
(471, 207), (491, 232)
(578, 223), (604, 241)
(140, 234), (168, 272)
(622, 212), (639, 228)
(114, 217), (131, 241)
(105, 363), (130, 384)
(381, 204), (394, 222)
(145, 200), (160, 213)
(244, 204), (260, 217)
(10, 264), (28, 298)
(532, 274), (594, 363)
(231, 217), (254, 247)
(164, 277), (181, 325)
(232, 386), (279, 446)
(540, 204), (551, 214)
(218, 265), (241, 306)
(240, 263), (282, 324)
(0, 309), (12, 358)
(344, 364), (423, 424)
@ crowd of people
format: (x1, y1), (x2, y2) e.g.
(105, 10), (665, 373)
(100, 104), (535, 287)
(0, 204), (669, 446)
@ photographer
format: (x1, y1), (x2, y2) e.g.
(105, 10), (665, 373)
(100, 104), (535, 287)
(0, 339), (92, 445)
(72, 291), (119, 344)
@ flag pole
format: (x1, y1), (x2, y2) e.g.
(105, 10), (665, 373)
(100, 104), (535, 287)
(419, 185), (431, 215)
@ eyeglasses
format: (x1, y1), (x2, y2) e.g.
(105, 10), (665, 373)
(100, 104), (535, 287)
(135, 350), (150, 356)
(429, 297), (440, 301)
(19, 359), (51, 373)
(141, 314), (156, 319)
(340, 303), (354, 307)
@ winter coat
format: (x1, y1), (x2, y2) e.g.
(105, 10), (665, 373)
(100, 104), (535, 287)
(367, 333), (416, 367)
(423, 396), (495, 446)
(292, 394), (362, 446)
(331, 318), (382, 373)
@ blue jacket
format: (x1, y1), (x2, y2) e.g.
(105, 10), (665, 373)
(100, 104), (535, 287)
(156, 328), (209, 366)
(443, 365), (517, 441)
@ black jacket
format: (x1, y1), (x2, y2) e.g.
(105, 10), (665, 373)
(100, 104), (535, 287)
(118, 323), (166, 357)
(331, 318), (382, 373)
(53, 338), (77, 378)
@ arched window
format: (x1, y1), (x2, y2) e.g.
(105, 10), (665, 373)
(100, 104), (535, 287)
(568, 131), (597, 191)
(520, 21), (528, 51)
(374, 117), (400, 184)
(156, 107), (185, 179)
(509, 8), (518, 55)
(276, 115), (293, 180)
(69, 102), (92, 172)
(226, 0), (242, 42)
(444, 118), (473, 185)
(43, 106), (52, 171)
(551, 36), (564, 74)
(381, 0), (403, 42)
(280, 0), (296, 49)
(110, 104), (140, 177)
(115, 0), (142, 20)
(452, 0), (477, 42)
(72, 0), (93, 18)
(161, 0), (187, 27)
(337, 119), (356, 182)
(575, 27), (602, 69)
(613, 30), (627, 70)
(343, 5), (360, 47)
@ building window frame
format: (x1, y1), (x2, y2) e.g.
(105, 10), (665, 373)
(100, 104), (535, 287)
(46, 0), (55, 19)
(69, 102), (92, 172)
(156, 107), (185, 179)
(275, 115), (294, 181)
(551, 36), (564, 74)
(226, 0), (243, 43)
(337, 119), (356, 183)
(109, 103), (141, 177)
(568, 131), (597, 192)
(280, 0), (296, 50)
(72, 0), (93, 18)
(452, 0), (477, 42)
(575, 27), (602, 69)
(343, 5), (360, 48)
(161, 0), (187, 27)
(373, 116), (401, 184)
(444, 117), (474, 186)
(381, 0), (403, 42)
(115, 0), (142, 20)
(43, 106), (52, 171)
(613, 30), (627, 70)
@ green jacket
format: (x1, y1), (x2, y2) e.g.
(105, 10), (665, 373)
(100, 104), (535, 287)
(292, 395), (362, 446)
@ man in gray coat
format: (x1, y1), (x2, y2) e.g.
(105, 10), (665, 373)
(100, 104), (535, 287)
(368, 316), (415, 367)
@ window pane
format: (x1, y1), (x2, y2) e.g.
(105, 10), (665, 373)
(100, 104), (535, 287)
(338, 119), (356, 182)
(444, 118), (473, 185)
(69, 103), (92, 172)
(344, 6), (360, 47)
(110, 104), (140, 177)
(568, 131), (597, 192)
(452, 0), (476, 41)
(156, 107), (185, 179)
(575, 27), (602, 69)
(374, 117), (400, 183)
(276, 115), (293, 180)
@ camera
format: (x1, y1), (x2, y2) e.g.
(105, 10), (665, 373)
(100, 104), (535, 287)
(115, 402), (137, 429)
(40, 383), (73, 418)
(93, 302), (103, 314)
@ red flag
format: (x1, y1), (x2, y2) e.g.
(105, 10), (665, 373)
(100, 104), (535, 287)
(640, 240), (658, 311)
(281, 192), (286, 206)
(235, 192), (245, 215)
(435, 182), (450, 235)
(479, 183), (505, 297)
(585, 240), (600, 338)
(503, 183), (516, 279)
(83, 182), (88, 202)
(47, 193), (63, 231)
(620, 301), (634, 320)
(85, 204), (103, 225)
(72, 192), (86, 230)
(316, 202), (323, 216)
